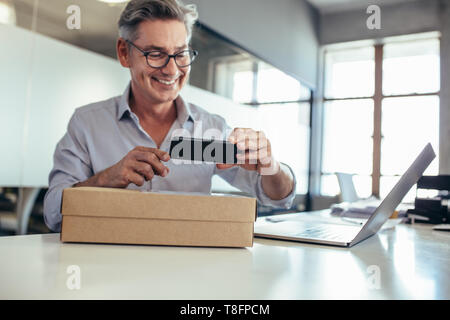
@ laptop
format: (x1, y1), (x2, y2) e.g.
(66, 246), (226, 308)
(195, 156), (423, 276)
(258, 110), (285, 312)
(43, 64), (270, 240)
(254, 143), (436, 247)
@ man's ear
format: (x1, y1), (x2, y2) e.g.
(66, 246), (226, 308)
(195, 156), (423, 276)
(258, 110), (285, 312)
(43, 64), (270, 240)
(117, 38), (131, 68)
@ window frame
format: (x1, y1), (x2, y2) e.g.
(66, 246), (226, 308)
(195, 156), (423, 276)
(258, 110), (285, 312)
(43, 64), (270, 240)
(320, 36), (441, 198)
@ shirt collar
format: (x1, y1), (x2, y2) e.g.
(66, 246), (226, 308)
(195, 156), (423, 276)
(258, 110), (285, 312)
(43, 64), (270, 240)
(174, 94), (195, 125)
(117, 82), (194, 125)
(117, 83), (132, 120)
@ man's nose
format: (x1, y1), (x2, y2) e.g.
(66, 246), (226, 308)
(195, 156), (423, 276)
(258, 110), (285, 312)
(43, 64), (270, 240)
(161, 56), (179, 75)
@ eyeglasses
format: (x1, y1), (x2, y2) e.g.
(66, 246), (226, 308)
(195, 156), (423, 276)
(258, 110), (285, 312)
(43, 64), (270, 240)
(126, 40), (198, 69)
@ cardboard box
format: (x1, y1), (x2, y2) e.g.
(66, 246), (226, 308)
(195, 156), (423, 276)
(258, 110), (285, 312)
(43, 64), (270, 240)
(61, 187), (256, 247)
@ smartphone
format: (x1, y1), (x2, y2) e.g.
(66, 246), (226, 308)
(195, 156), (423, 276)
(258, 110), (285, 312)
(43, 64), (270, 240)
(169, 136), (238, 164)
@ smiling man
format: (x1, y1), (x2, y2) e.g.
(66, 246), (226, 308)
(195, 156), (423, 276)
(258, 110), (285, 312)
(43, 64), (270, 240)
(43, 0), (296, 232)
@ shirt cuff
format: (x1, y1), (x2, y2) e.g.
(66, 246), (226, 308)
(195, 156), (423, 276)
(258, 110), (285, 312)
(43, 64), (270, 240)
(255, 162), (297, 209)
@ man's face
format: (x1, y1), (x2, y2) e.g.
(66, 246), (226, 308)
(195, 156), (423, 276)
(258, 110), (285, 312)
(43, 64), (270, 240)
(126, 19), (190, 105)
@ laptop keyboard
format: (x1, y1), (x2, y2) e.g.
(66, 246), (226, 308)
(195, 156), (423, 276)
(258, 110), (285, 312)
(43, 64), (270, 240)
(255, 221), (360, 243)
(294, 226), (353, 241)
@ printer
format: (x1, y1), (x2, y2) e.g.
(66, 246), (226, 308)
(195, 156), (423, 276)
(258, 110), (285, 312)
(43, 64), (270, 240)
(407, 175), (450, 224)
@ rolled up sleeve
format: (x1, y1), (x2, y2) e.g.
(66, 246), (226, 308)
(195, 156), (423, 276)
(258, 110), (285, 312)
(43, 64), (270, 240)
(43, 112), (93, 232)
(254, 162), (297, 209)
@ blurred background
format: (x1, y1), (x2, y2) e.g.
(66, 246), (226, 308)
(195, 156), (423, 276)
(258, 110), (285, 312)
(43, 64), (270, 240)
(0, 0), (448, 235)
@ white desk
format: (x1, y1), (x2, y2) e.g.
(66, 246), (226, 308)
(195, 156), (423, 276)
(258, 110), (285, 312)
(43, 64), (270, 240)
(1, 213), (449, 299)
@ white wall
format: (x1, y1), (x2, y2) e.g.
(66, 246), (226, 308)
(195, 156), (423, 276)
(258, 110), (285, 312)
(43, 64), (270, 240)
(319, 0), (440, 45)
(0, 24), (130, 187)
(21, 29), (131, 186)
(190, 0), (319, 89)
(0, 26), (32, 185)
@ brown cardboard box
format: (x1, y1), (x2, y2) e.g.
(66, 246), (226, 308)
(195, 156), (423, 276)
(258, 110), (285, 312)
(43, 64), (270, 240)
(61, 187), (256, 247)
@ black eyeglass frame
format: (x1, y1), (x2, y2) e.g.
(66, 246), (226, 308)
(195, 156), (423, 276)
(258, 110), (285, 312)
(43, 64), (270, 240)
(125, 40), (198, 69)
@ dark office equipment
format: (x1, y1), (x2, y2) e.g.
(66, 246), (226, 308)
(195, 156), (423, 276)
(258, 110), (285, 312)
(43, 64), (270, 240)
(406, 175), (450, 224)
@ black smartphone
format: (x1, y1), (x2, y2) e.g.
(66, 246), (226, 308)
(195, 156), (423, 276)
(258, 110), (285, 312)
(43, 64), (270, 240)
(169, 136), (238, 164)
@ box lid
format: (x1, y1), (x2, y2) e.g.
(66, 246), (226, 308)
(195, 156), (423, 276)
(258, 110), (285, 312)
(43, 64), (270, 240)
(62, 187), (256, 223)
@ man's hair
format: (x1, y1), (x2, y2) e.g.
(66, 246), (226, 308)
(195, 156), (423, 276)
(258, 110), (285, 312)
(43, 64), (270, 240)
(118, 0), (198, 41)
(118, 0), (198, 42)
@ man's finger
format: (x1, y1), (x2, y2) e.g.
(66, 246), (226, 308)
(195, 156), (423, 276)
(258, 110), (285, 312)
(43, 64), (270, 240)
(231, 131), (266, 150)
(236, 138), (268, 151)
(133, 161), (155, 180)
(134, 152), (169, 176)
(236, 150), (258, 161)
(236, 148), (272, 162)
(127, 171), (146, 187)
(134, 146), (170, 161)
(258, 155), (274, 166)
(228, 128), (252, 143)
(258, 160), (280, 176)
(239, 164), (258, 171)
(216, 163), (236, 170)
(234, 129), (257, 143)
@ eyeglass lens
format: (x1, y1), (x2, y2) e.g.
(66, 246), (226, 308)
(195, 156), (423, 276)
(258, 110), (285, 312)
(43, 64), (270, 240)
(146, 51), (196, 68)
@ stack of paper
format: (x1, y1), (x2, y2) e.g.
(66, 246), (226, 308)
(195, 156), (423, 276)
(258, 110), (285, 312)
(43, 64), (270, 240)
(331, 198), (408, 219)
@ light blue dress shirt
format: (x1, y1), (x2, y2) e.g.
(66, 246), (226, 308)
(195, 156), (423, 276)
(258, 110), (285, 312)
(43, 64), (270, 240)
(43, 83), (296, 232)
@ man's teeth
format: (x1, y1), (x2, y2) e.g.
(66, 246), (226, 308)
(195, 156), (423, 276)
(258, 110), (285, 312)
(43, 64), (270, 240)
(155, 78), (177, 85)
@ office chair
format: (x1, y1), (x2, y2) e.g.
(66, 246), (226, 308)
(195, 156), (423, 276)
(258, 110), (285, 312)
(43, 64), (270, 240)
(335, 172), (360, 203)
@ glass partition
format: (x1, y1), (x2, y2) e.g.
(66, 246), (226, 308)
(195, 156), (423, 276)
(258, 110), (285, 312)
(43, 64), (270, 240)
(321, 34), (440, 199)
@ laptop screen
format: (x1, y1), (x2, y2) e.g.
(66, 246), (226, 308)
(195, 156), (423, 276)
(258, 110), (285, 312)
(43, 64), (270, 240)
(351, 143), (436, 245)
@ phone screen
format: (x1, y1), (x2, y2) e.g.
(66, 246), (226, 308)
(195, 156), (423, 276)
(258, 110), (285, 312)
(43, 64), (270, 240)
(169, 137), (238, 164)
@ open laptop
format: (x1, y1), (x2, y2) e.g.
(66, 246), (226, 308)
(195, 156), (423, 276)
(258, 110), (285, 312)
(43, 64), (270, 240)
(254, 143), (436, 247)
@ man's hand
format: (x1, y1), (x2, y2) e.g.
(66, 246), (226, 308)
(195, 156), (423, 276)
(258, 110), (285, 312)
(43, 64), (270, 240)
(74, 146), (170, 188)
(216, 128), (279, 175)
(216, 128), (294, 200)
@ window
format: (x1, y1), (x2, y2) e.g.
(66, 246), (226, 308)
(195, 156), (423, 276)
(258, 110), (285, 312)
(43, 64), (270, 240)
(383, 39), (440, 95)
(257, 63), (305, 102)
(324, 46), (375, 99)
(321, 35), (440, 202)
(212, 58), (255, 103)
(321, 99), (373, 197)
(258, 102), (310, 194)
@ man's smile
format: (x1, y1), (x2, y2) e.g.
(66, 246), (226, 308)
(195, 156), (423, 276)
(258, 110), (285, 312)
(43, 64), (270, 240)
(151, 75), (181, 88)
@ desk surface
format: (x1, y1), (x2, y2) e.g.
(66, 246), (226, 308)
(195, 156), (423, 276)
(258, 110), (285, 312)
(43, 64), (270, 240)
(1, 213), (449, 299)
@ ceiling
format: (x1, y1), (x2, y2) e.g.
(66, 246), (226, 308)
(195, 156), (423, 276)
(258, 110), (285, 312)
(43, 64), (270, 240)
(8, 0), (427, 59)
(12, 0), (127, 57)
(306, 0), (422, 14)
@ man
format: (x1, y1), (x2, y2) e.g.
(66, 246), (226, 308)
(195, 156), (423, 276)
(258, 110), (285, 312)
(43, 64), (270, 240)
(43, 0), (296, 232)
